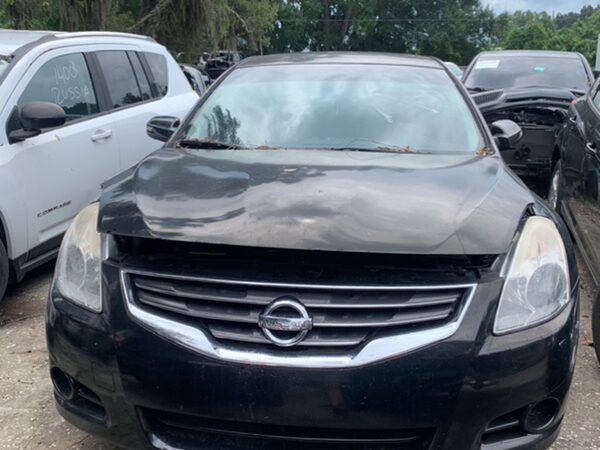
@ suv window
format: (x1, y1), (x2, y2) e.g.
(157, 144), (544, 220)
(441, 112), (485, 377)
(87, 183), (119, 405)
(128, 52), (153, 101)
(18, 53), (99, 122)
(96, 51), (144, 109)
(144, 52), (168, 97)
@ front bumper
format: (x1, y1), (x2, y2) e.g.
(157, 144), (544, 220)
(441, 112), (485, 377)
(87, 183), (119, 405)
(46, 266), (579, 450)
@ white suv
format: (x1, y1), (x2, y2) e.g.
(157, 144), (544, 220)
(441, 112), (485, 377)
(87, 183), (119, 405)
(0, 30), (198, 301)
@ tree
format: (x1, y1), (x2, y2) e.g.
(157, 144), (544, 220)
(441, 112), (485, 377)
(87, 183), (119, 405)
(502, 21), (553, 50)
(54, 0), (114, 30)
(269, 0), (495, 64)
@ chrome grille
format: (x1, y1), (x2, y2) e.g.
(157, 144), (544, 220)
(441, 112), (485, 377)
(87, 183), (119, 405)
(126, 271), (468, 349)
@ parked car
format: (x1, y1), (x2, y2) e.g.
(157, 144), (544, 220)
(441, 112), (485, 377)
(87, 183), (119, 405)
(463, 50), (594, 197)
(553, 84), (600, 362)
(204, 50), (242, 80)
(180, 63), (207, 95)
(444, 61), (463, 79)
(0, 30), (198, 302)
(47, 52), (579, 450)
(197, 66), (211, 86)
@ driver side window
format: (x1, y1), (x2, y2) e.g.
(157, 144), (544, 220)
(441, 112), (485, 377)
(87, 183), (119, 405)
(18, 53), (99, 123)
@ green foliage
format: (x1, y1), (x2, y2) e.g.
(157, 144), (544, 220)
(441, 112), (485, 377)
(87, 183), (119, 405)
(0, 1), (598, 66)
(495, 6), (600, 64)
(502, 21), (553, 50)
(270, 0), (496, 64)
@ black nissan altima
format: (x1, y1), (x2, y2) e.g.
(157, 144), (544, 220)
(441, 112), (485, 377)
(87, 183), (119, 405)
(46, 53), (579, 450)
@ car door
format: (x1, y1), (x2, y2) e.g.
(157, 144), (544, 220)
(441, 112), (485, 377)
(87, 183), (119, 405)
(92, 49), (194, 170)
(561, 97), (590, 198)
(5, 49), (119, 256)
(565, 89), (600, 286)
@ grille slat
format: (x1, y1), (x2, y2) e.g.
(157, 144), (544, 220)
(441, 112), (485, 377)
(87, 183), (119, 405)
(141, 407), (436, 448)
(137, 290), (455, 328)
(310, 306), (455, 328)
(208, 323), (369, 347)
(133, 277), (460, 309)
(129, 272), (467, 349)
(138, 291), (261, 324)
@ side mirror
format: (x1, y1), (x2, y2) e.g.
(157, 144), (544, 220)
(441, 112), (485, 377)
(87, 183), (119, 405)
(490, 120), (523, 151)
(9, 102), (66, 143)
(146, 116), (180, 142)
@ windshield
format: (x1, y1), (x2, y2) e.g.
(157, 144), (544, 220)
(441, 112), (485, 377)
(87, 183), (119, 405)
(464, 54), (590, 91)
(445, 62), (462, 77)
(0, 55), (10, 79)
(182, 64), (483, 154)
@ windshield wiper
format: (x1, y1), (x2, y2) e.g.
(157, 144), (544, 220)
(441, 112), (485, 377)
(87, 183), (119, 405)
(330, 145), (418, 154)
(175, 138), (243, 149)
(467, 87), (491, 93)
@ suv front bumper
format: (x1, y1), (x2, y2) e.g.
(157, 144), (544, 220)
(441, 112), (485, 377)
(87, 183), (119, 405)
(46, 268), (579, 450)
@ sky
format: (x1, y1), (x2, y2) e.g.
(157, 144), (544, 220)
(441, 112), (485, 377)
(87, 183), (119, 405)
(483, 0), (599, 13)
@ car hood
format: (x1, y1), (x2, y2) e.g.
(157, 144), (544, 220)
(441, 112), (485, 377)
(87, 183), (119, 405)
(472, 86), (578, 113)
(98, 148), (533, 255)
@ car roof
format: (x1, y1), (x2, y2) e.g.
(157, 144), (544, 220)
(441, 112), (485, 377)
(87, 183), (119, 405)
(476, 50), (583, 59)
(237, 52), (444, 69)
(0, 29), (153, 56)
(0, 30), (53, 55)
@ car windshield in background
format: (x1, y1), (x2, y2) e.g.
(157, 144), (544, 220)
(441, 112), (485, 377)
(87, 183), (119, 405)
(464, 55), (590, 92)
(182, 64), (483, 154)
(444, 62), (462, 77)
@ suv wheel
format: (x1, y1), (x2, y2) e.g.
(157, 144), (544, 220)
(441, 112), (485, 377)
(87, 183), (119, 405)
(593, 290), (600, 364)
(0, 240), (8, 302)
(547, 160), (563, 210)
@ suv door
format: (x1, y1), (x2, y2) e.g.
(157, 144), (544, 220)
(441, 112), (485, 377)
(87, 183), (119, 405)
(93, 50), (178, 169)
(5, 50), (119, 256)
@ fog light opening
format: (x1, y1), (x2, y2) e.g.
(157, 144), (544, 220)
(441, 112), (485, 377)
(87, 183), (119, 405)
(521, 398), (560, 434)
(51, 367), (74, 400)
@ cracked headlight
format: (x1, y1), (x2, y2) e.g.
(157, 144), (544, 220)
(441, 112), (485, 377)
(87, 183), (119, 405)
(494, 216), (570, 334)
(55, 203), (102, 312)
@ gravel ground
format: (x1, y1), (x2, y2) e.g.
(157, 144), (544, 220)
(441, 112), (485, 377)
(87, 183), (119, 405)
(0, 260), (598, 450)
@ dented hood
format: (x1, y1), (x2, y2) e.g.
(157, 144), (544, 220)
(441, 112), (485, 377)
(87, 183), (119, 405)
(98, 148), (533, 255)
(471, 87), (578, 114)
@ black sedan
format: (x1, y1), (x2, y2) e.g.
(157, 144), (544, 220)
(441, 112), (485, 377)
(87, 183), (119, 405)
(553, 85), (600, 362)
(463, 50), (594, 197)
(46, 53), (579, 449)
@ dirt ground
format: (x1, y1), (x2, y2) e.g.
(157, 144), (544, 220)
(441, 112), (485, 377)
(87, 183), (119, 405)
(0, 260), (599, 450)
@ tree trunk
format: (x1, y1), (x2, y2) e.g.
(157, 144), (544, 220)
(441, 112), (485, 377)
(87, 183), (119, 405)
(340, 4), (355, 45)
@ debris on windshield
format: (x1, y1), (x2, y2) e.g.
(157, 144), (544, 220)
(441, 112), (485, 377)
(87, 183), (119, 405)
(376, 145), (415, 153)
(176, 137), (242, 150)
(475, 146), (494, 157)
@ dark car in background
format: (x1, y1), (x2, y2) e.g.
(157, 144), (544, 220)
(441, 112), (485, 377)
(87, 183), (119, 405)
(47, 53), (579, 450)
(553, 80), (600, 362)
(205, 50), (242, 80)
(180, 63), (208, 95)
(463, 50), (594, 197)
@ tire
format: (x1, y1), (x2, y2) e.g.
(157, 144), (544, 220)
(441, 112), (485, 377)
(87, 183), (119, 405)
(0, 240), (8, 302)
(547, 160), (563, 210)
(593, 290), (600, 364)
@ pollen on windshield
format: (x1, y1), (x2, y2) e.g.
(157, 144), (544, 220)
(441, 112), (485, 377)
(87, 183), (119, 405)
(475, 146), (494, 157)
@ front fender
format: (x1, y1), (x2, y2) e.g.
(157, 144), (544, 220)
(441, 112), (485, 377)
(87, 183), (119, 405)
(0, 148), (28, 259)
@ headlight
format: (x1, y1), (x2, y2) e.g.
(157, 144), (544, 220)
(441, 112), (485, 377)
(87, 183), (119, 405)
(494, 216), (570, 334)
(55, 203), (102, 312)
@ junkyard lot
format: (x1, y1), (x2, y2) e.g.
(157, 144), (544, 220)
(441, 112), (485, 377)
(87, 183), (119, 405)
(0, 260), (599, 450)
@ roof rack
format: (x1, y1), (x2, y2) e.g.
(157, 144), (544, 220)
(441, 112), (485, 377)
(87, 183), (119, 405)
(53, 31), (155, 42)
